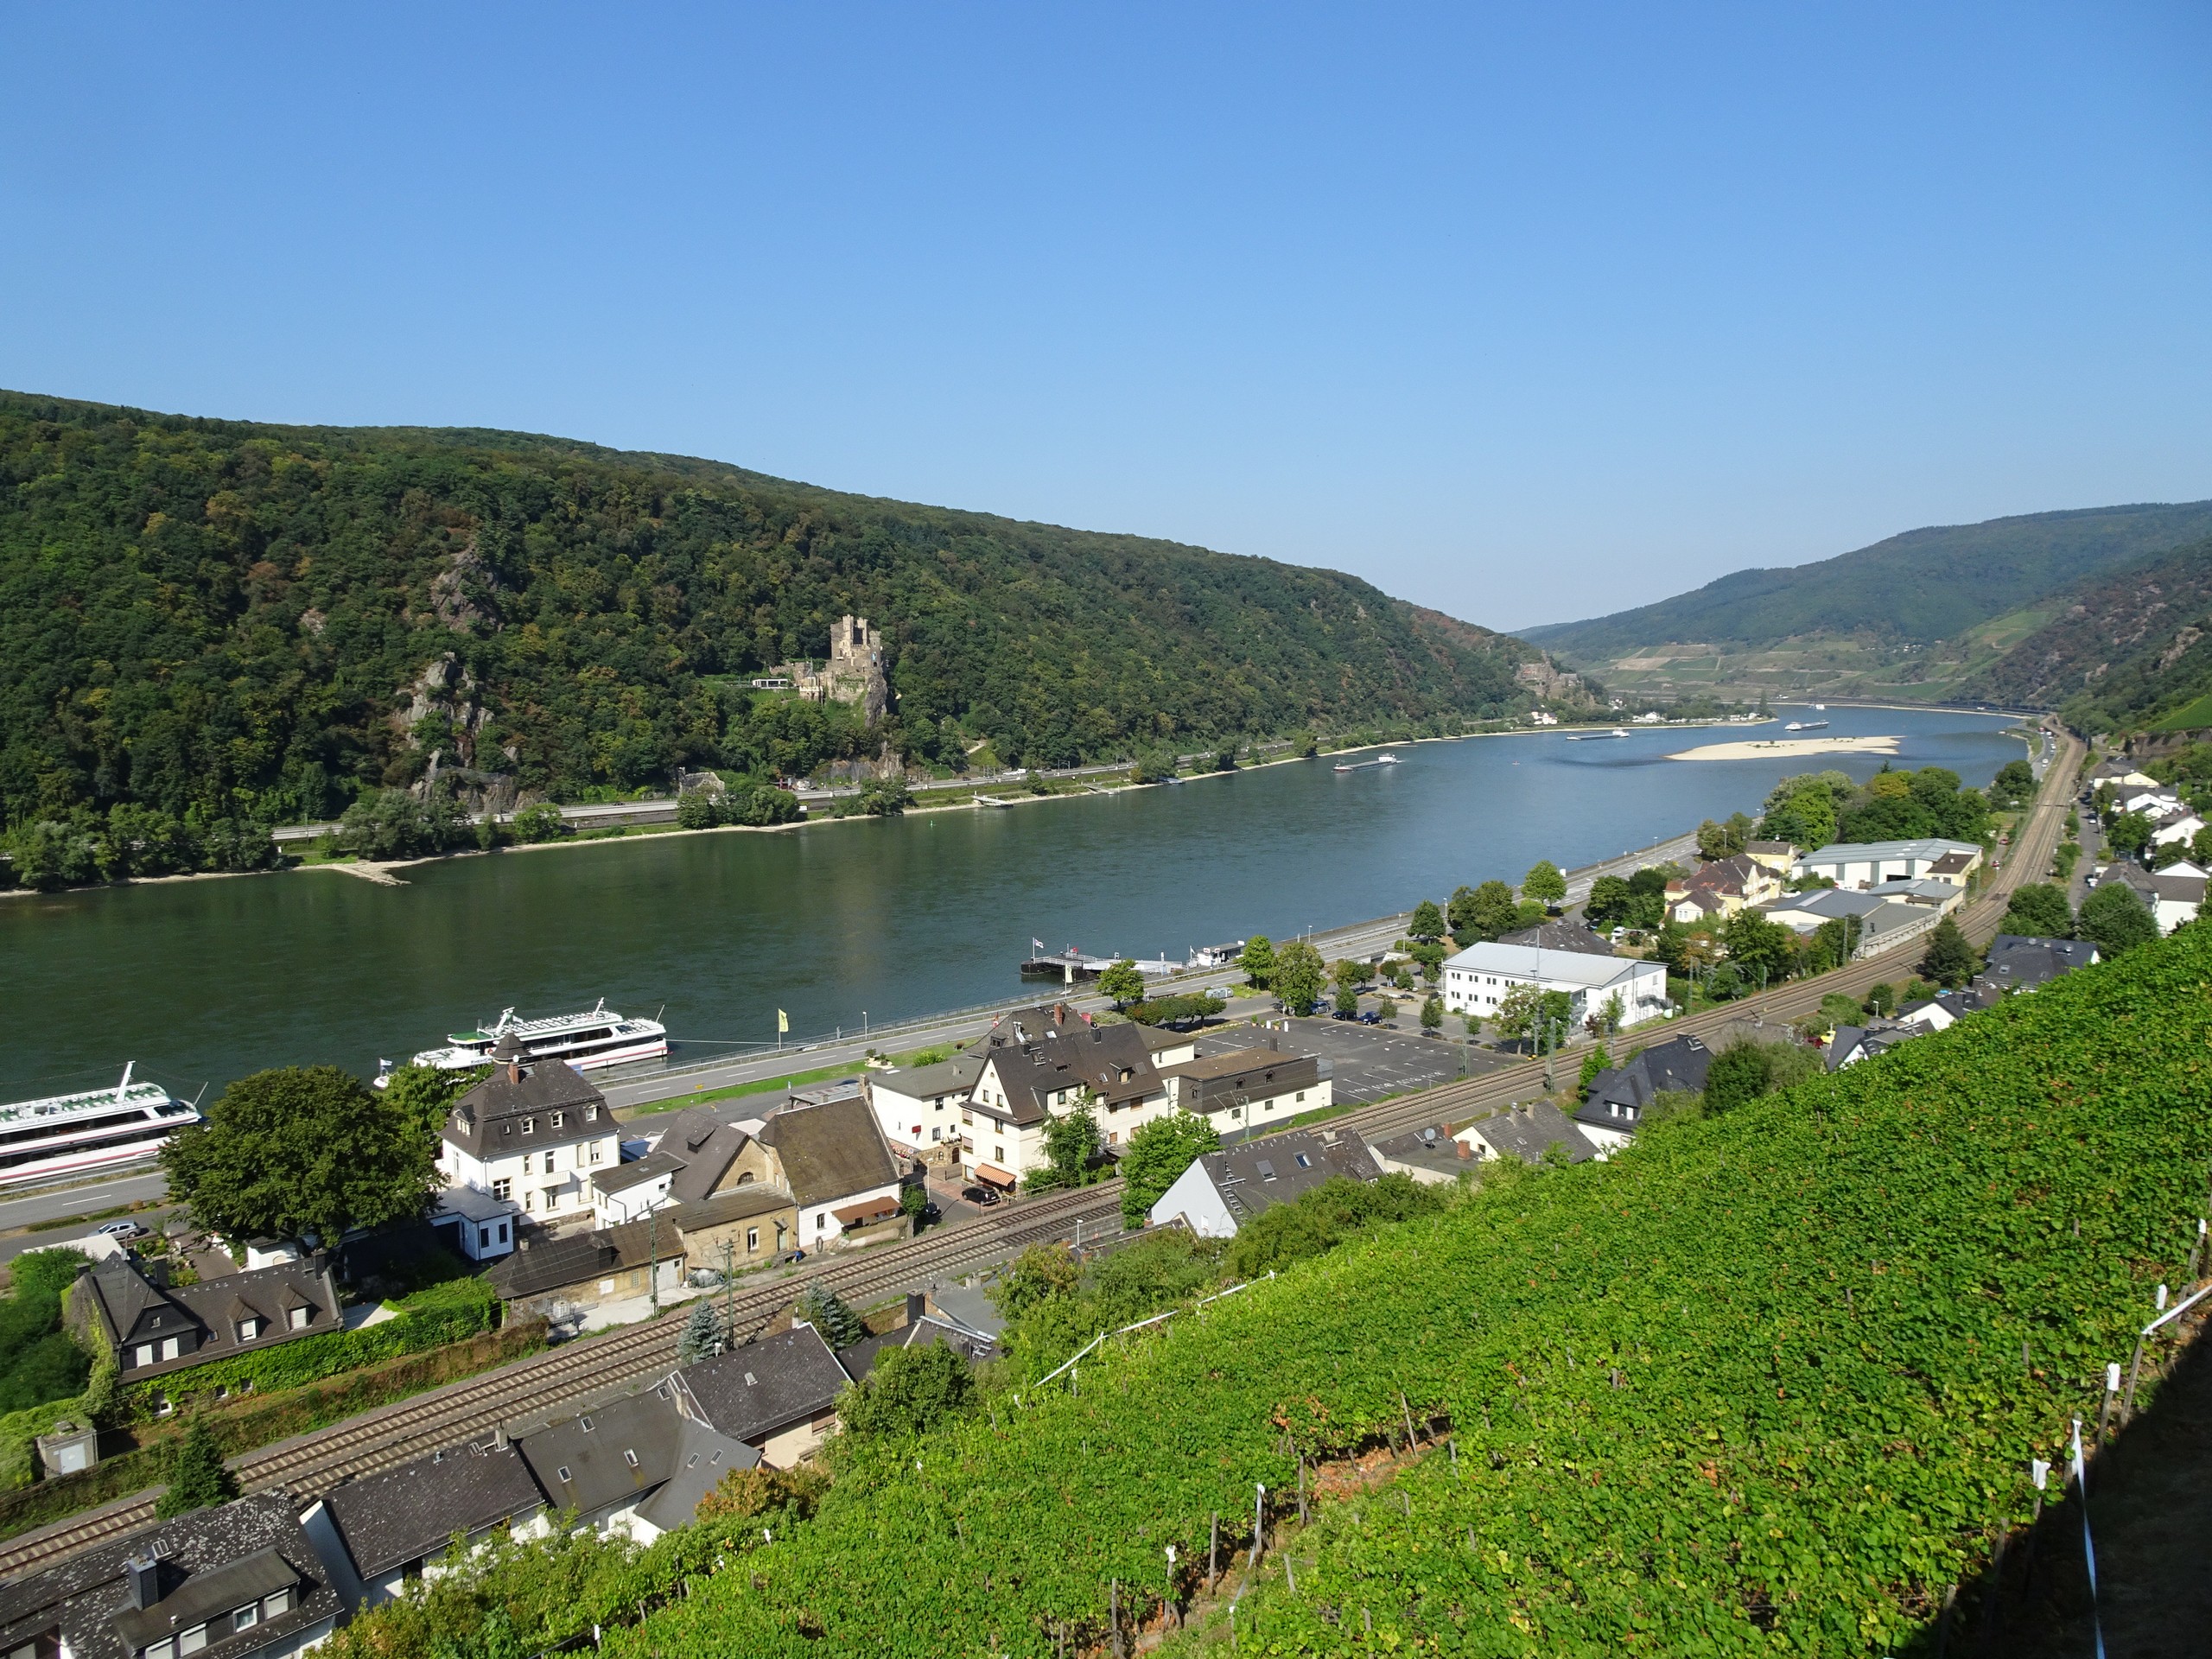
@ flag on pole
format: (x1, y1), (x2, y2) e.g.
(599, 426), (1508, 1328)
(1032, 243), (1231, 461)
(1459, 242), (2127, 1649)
(777, 1009), (789, 1033)
(1033, 938), (1046, 953)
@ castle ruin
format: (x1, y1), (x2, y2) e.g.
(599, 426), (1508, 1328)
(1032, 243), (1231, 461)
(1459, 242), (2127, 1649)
(776, 615), (889, 723)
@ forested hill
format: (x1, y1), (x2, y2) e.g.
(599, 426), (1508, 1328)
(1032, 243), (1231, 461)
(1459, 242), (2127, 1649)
(1522, 499), (2212, 657)
(1965, 536), (2212, 731)
(0, 391), (1539, 836)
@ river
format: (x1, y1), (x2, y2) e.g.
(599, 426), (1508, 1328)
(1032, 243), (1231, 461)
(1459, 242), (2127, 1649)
(0, 704), (2025, 1099)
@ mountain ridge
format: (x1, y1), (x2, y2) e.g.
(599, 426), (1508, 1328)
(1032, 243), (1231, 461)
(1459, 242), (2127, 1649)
(0, 390), (1547, 844)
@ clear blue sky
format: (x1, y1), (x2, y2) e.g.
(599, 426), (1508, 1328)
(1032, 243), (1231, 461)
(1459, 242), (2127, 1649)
(3, 3), (2207, 629)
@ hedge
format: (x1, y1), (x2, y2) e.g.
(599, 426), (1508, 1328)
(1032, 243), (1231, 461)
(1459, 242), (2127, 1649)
(0, 1318), (545, 1542)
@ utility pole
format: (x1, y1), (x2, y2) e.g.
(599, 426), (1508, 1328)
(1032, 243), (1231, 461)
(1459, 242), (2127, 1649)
(648, 1203), (661, 1318)
(720, 1238), (735, 1351)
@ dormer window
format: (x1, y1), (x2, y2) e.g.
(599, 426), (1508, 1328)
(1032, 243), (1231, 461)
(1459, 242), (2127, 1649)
(522, 1117), (537, 1135)
(237, 1316), (264, 1342)
(551, 1111), (565, 1129)
(587, 1104), (598, 1121)
(287, 1306), (310, 1331)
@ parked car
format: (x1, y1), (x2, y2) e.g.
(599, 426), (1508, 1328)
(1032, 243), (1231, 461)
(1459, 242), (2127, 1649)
(918, 1202), (942, 1225)
(94, 1220), (148, 1241)
(961, 1185), (1003, 1207)
(1357, 1010), (1383, 1025)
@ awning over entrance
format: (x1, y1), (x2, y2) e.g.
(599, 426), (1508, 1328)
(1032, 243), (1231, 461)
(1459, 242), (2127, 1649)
(973, 1163), (1018, 1190)
(833, 1196), (900, 1227)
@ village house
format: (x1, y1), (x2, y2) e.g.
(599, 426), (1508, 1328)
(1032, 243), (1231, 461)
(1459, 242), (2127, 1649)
(1364, 1125), (1474, 1185)
(1967, 934), (2101, 1002)
(1454, 1102), (1596, 1165)
(669, 1324), (853, 1466)
(438, 1032), (621, 1228)
(303, 1440), (548, 1611)
(1155, 1042), (1329, 1141)
(961, 1007), (1167, 1186)
(68, 1253), (343, 1387)
(511, 1385), (758, 1543)
(1662, 853), (1782, 923)
(1496, 919), (1615, 955)
(1440, 941), (1669, 1030)
(0, 1492), (343, 1659)
(1572, 1035), (1713, 1154)
(2097, 861), (2207, 933)
(588, 1108), (775, 1228)
(1743, 839), (1798, 877)
(865, 1052), (984, 1158)
(757, 1094), (909, 1250)
(483, 1217), (689, 1320)
(1792, 838), (1984, 891)
(1147, 1128), (1376, 1237)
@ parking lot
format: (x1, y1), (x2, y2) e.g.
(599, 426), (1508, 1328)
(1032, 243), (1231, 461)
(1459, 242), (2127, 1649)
(1199, 1014), (1514, 1112)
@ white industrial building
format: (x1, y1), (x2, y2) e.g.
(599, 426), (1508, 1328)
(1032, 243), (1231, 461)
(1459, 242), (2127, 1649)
(1440, 942), (1670, 1030)
(1792, 838), (1982, 891)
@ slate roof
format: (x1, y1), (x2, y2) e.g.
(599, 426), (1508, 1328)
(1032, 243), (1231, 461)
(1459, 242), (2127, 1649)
(836, 1314), (996, 1379)
(669, 1187), (794, 1236)
(1157, 1051), (1321, 1111)
(1497, 920), (1615, 956)
(1826, 1023), (1914, 1071)
(871, 1054), (984, 1101)
(443, 1058), (608, 1158)
(1462, 1103), (1596, 1164)
(592, 1149), (684, 1195)
(0, 1493), (340, 1659)
(1367, 1125), (1472, 1179)
(76, 1255), (342, 1381)
(757, 1097), (899, 1208)
(485, 1217), (683, 1302)
(1574, 1035), (1712, 1135)
(655, 1111), (758, 1205)
(514, 1388), (686, 1520)
(1976, 934), (2101, 994)
(1185, 1129), (1375, 1227)
(321, 1441), (544, 1579)
(978, 1022), (1164, 1117)
(925, 1283), (1006, 1340)
(671, 1324), (851, 1445)
(631, 1419), (762, 1535)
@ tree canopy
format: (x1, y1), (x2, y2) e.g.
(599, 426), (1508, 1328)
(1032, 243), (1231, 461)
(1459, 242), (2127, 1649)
(2079, 881), (2158, 956)
(1119, 1112), (1222, 1229)
(1520, 861), (1567, 905)
(162, 1065), (440, 1244)
(2000, 882), (2074, 939)
(0, 392), (1537, 861)
(1272, 940), (1327, 1016)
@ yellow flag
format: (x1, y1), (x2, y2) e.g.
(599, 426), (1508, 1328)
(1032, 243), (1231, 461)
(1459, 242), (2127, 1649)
(777, 1009), (789, 1033)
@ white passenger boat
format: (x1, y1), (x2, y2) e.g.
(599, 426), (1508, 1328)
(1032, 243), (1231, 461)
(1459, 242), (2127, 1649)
(397, 1000), (668, 1077)
(0, 1065), (200, 1188)
(1784, 720), (1830, 732)
(1332, 753), (1403, 772)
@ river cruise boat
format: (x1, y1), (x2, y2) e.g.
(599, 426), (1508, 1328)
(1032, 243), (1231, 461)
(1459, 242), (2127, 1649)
(1566, 729), (1631, 741)
(1784, 719), (1830, 732)
(0, 1065), (200, 1188)
(398, 1000), (669, 1077)
(1332, 753), (1402, 772)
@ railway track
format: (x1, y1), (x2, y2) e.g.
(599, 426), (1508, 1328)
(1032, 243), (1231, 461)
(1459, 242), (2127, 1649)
(0, 731), (2075, 1576)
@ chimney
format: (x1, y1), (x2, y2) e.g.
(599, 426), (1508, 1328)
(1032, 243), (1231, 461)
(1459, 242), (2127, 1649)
(1456, 1139), (1471, 1160)
(906, 1291), (926, 1327)
(126, 1554), (160, 1611)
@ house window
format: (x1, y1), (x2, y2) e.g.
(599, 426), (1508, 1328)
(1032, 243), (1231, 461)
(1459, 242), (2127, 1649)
(237, 1317), (264, 1342)
(994, 1145), (1004, 1163)
(133, 1344), (156, 1368)
(815, 1212), (827, 1233)
(746, 1227), (760, 1253)
(522, 1117), (536, 1135)
(479, 1227), (493, 1249)
(552, 1111), (565, 1129)
(178, 1624), (207, 1656)
(233, 1603), (261, 1632)
(599, 1279), (616, 1294)
(587, 1104), (598, 1121)
(590, 1141), (604, 1164)
(146, 1639), (177, 1659)
(493, 1178), (512, 1201)
(1296, 1091), (1306, 1103)
(497, 1222), (509, 1244)
(623, 1448), (640, 1468)
(264, 1587), (294, 1616)
(287, 1306), (309, 1331)
(524, 1191), (536, 1212)
(543, 1189), (560, 1211)
(161, 1336), (183, 1360)
(543, 1151), (556, 1174)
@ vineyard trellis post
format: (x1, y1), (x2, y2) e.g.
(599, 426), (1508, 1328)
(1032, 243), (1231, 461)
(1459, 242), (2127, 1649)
(1208, 1513), (1218, 1592)
(1250, 1484), (1265, 1567)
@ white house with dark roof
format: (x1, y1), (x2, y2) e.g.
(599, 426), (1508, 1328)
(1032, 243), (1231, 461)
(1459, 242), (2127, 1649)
(866, 1052), (985, 1154)
(0, 1492), (341, 1659)
(304, 1440), (546, 1610)
(438, 1032), (620, 1226)
(1155, 1049), (1328, 1141)
(963, 1007), (1168, 1184)
(1455, 1102), (1597, 1166)
(1441, 942), (1669, 1030)
(1146, 1128), (1376, 1237)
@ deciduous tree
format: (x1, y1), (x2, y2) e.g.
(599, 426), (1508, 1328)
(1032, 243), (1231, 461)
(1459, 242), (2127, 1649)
(1272, 940), (1326, 1015)
(1916, 917), (1980, 988)
(1118, 1111), (1220, 1228)
(162, 1066), (440, 1246)
(1237, 935), (1275, 988)
(2080, 881), (2158, 955)
(1096, 960), (1145, 1009)
(1521, 861), (1567, 906)
(2000, 882), (2074, 940)
(1408, 900), (1446, 942)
